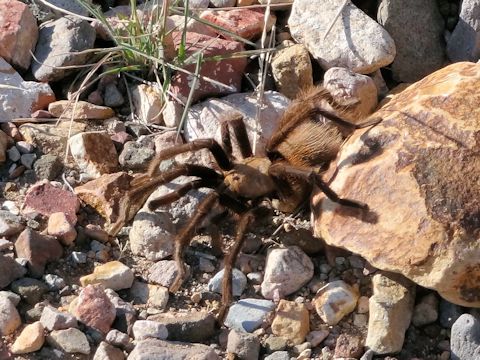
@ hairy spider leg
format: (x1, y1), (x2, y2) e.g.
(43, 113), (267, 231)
(269, 163), (368, 210)
(219, 113), (253, 159)
(218, 210), (255, 322)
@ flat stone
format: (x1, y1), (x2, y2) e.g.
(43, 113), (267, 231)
(70, 285), (116, 334)
(365, 272), (415, 354)
(130, 281), (169, 310)
(14, 228), (63, 277)
(224, 298), (275, 333)
(68, 131), (119, 178)
(11, 321), (45, 354)
(261, 246), (314, 300)
(10, 277), (48, 305)
(127, 339), (220, 360)
(148, 312), (215, 343)
(0, 297), (21, 335)
(289, 0), (395, 73)
(0, 58), (55, 122)
(40, 305), (78, 331)
(80, 261), (134, 291)
(132, 320), (168, 341)
(47, 212), (77, 246)
(48, 100), (115, 120)
(208, 268), (247, 297)
(314, 280), (359, 326)
(0, 0), (38, 70)
(227, 329), (260, 360)
(377, 0), (445, 82)
(47, 328), (91, 354)
(271, 300), (310, 345)
(32, 16), (96, 82)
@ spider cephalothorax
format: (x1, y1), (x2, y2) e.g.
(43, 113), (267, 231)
(117, 86), (381, 321)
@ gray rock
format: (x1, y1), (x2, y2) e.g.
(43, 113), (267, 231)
(71, 251), (87, 264)
(148, 260), (190, 289)
(147, 312), (216, 343)
(10, 277), (49, 305)
(264, 336), (287, 353)
(47, 328), (91, 354)
(210, 0), (236, 7)
(0, 291), (21, 306)
(16, 141), (34, 154)
(261, 246), (314, 299)
(20, 153), (36, 169)
(7, 147), (21, 162)
(0, 297), (21, 336)
(40, 305), (78, 331)
(119, 141), (155, 171)
(104, 83), (125, 108)
(106, 329), (131, 351)
(127, 339), (220, 360)
(43, 274), (66, 291)
(439, 299), (464, 328)
(224, 298), (275, 333)
(33, 154), (63, 181)
(412, 293), (439, 327)
(208, 268), (247, 297)
(447, 0), (480, 62)
(181, 0), (210, 8)
(0, 210), (25, 237)
(93, 341), (125, 360)
(289, 0), (396, 74)
(264, 351), (290, 360)
(227, 329), (260, 360)
(377, 0), (445, 82)
(132, 320), (168, 341)
(36, 0), (92, 18)
(451, 314), (480, 360)
(32, 16), (96, 82)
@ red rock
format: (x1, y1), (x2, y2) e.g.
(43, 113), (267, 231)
(14, 228), (63, 277)
(111, 131), (133, 146)
(0, 0), (38, 70)
(71, 285), (116, 334)
(47, 212), (77, 246)
(0, 123), (22, 141)
(31, 110), (53, 119)
(22, 181), (80, 224)
(170, 32), (247, 103)
(200, 8), (275, 41)
(334, 333), (364, 358)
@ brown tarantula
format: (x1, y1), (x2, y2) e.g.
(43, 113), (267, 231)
(121, 86), (380, 320)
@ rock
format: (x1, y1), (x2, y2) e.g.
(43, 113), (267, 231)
(70, 285), (116, 334)
(377, 0), (445, 82)
(148, 260), (189, 288)
(119, 141), (156, 170)
(0, 58), (56, 122)
(10, 321), (45, 354)
(80, 261), (134, 291)
(20, 153), (36, 169)
(447, 0), (480, 62)
(104, 84), (124, 108)
(14, 228), (63, 277)
(7, 146), (21, 162)
(227, 329), (260, 360)
(224, 298), (275, 332)
(357, 295), (370, 314)
(40, 305), (78, 331)
(94, 341), (125, 360)
(132, 320), (168, 341)
(43, 274), (65, 291)
(33, 154), (63, 181)
(365, 272), (415, 354)
(128, 339), (220, 360)
(0, 297), (21, 335)
(148, 312), (215, 343)
(106, 329), (131, 350)
(261, 246), (314, 299)
(47, 212), (77, 246)
(48, 100), (115, 120)
(210, 0), (236, 7)
(0, 210), (25, 237)
(36, 0), (91, 18)
(169, 14), (216, 39)
(1, 123), (21, 141)
(200, 8), (275, 40)
(131, 84), (164, 125)
(306, 330), (329, 348)
(323, 67), (378, 122)
(170, 32), (247, 103)
(439, 299), (464, 329)
(74, 172), (133, 230)
(184, 90), (289, 162)
(0, 0), (38, 70)
(264, 336), (287, 353)
(199, 258), (216, 273)
(334, 333), (364, 358)
(19, 121), (86, 156)
(451, 314), (480, 360)
(0, 131), (8, 162)
(130, 281), (169, 309)
(68, 132), (119, 178)
(0, 291), (20, 306)
(271, 300), (310, 345)
(0, 254), (26, 289)
(208, 268), (247, 296)
(314, 280), (359, 325)
(314, 62), (480, 307)
(47, 328), (91, 354)
(10, 277), (48, 305)
(289, 0), (395, 74)
(265, 351), (290, 360)
(32, 16), (96, 82)
(271, 43), (313, 99)
(412, 293), (439, 327)
(22, 181), (80, 224)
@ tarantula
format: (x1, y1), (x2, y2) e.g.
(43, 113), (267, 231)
(121, 86), (380, 320)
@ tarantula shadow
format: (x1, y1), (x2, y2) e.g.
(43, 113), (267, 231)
(122, 86), (381, 321)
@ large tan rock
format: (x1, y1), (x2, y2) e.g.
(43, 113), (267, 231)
(313, 62), (480, 307)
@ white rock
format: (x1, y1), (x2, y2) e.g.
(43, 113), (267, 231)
(261, 246), (314, 300)
(314, 280), (359, 325)
(208, 268), (247, 296)
(0, 296), (21, 335)
(289, 0), (396, 74)
(132, 84), (163, 125)
(132, 320), (168, 340)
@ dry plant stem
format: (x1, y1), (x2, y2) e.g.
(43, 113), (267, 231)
(323, 0), (349, 40)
